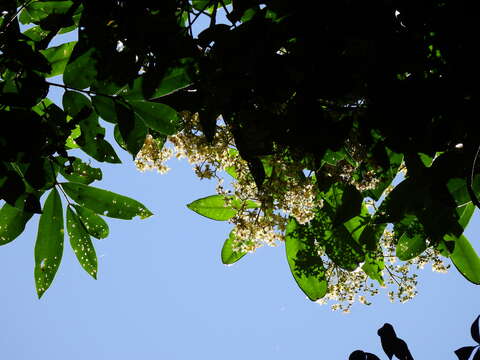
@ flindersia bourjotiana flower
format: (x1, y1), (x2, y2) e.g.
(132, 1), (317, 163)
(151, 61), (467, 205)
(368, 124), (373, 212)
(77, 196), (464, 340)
(135, 111), (450, 312)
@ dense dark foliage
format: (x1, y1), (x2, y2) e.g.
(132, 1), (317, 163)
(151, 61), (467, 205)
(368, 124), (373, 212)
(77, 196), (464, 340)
(1, 0), (479, 298)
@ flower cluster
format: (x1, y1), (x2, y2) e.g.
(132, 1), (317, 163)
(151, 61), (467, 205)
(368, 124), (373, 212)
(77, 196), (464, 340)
(135, 112), (450, 312)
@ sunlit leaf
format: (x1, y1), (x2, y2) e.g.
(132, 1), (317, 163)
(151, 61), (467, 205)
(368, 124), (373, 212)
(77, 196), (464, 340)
(396, 233), (426, 261)
(66, 207), (97, 278)
(59, 157), (102, 185)
(129, 100), (182, 135)
(447, 235), (480, 284)
(40, 41), (76, 77)
(221, 231), (247, 265)
(362, 254), (384, 285)
(187, 195), (237, 221)
(73, 205), (109, 239)
(0, 203), (33, 246)
(285, 218), (327, 301)
(64, 47), (98, 89)
(34, 188), (64, 298)
(61, 182), (153, 220)
(121, 66), (192, 100)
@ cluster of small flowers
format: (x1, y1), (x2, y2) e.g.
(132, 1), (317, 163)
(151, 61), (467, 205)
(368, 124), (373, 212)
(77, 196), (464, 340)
(316, 229), (449, 312)
(135, 135), (173, 174)
(135, 112), (321, 253)
(135, 112), (450, 312)
(316, 262), (379, 313)
(325, 160), (380, 192)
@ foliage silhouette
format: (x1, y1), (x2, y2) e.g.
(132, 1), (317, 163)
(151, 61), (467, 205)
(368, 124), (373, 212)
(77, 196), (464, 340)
(1, 0), (480, 299)
(350, 315), (480, 360)
(377, 323), (414, 360)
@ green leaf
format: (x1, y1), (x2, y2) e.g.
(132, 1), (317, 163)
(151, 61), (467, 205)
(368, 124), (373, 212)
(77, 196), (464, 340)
(64, 47), (98, 89)
(448, 235), (480, 284)
(323, 183), (363, 225)
(457, 202), (475, 229)
(221, 231), (247, 265)
(19, 1), (74, 24)
(23, 25), (51, 42)
(285, 218), (327, 301)
(0, 203), (33, 246)
(447, 176), (480, 207)
(187, 195), (237, 221)
(66, 207), (97, 278)
(63, 91), (121, 163)
(92, 95), (117, 124)
(129, 100), (182, 135)
(34, 188), (64, 298)
(396, 233), (427, 261)
(362, 254), (385, 285)
(121, 66), (192, 100)
(92, 96), (148, 156)
(73, 205), (109, 239)
(59, 158), (102, 185)
(61, 182), (153, 220)
(40, 41), (76, 77)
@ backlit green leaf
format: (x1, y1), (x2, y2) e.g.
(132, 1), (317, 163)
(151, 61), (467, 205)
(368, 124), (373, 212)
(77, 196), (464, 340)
(0, 203), (33, 246)
(61, 182), (153, 220)
(59, 157), (102, 185)
(64, 47), (98, 89)
(121, 66), (192, 100)
(41, 41), (76, 77)
(448, 235), (480, 284)
(129, 101), (182, 135)
(73, 205), (109, 239)
(67, 207), (97, 278)
(396, 233), (426, 261)
(187, 195), (237, 221)
(285, 218), (327, 301)
(34, 188), (64, 298)
(221, 231), (247, 265)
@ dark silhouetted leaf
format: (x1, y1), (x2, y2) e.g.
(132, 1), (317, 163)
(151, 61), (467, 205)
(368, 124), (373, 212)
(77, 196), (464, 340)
(34, 188), (64, 298)
(472, 315), (480, 344)
(455, 346), (476, 360)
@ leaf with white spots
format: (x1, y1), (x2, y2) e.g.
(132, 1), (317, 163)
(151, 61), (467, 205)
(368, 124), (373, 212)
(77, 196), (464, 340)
(0, 203), (33, 246)
(34, 188), (64, 298)
(67, 207), (98, 279)
(73, 205), (109, 239)
(61, 182), (153, 220)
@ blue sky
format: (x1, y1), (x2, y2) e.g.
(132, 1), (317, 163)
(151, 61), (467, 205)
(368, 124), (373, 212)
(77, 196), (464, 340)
(0, 130), (479, 359)
(1, 13), (479, 360)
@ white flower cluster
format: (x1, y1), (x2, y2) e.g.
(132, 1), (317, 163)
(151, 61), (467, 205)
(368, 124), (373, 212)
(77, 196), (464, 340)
(135, 112), (450, 312)
(135, 135), (173, 174)
(317, 229), (449, 313)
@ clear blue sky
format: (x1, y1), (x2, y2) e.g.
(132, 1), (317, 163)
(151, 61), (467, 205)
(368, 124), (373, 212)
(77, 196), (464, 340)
(0, 128), (479, 359)
(1, 15), (479, 360)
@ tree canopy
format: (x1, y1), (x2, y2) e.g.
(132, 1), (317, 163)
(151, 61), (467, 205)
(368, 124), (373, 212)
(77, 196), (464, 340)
(1, 0), (479, 303)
